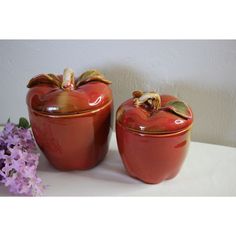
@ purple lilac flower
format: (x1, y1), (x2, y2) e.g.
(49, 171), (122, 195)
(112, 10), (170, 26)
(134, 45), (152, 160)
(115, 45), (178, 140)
(0, 120), (44, 196)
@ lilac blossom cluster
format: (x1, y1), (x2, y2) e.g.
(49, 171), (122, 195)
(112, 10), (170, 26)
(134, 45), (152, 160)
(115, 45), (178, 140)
(0, 120), (43, 196)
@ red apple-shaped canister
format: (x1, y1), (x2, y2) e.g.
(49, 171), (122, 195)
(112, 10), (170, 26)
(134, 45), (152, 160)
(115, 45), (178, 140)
(116, 90), (193, 184)
(26, 68), (112, 170)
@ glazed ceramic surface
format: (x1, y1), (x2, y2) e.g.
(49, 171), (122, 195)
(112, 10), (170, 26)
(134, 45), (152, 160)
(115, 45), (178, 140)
(116, 91), (193, 184)
(27, 69), (113, 170)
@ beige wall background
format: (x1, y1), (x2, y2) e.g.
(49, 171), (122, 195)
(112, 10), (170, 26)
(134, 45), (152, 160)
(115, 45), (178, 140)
(0, 40), (236, 147)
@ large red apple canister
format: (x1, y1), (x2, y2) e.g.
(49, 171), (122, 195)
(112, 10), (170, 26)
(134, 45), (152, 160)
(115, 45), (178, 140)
(26, 68), (113, 170)
(116, 90), (193, 184)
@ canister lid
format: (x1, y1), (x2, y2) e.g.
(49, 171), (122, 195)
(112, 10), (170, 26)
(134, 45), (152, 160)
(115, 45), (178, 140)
(116, 91), (193, 134)
(27, 68), (112, 115)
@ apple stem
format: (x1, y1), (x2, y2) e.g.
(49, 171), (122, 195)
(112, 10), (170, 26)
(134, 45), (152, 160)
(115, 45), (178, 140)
(133, 91), (161, 111)
(62, 68), (75, 90)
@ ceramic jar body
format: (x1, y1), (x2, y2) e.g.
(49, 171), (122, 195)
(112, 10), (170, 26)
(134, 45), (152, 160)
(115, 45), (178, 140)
(116, 92), (193, 184)
(116, 122), (191, 184)
(26, 69), (113, 171)
(28, 102), (112, 170)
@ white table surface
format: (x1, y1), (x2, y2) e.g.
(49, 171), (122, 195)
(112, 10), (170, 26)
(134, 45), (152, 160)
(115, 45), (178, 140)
(1, 132), (236, 196)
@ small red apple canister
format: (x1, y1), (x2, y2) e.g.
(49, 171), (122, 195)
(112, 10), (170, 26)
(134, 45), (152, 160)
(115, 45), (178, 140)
(116, 90), (193, 184)
(26, 68), (112, 170)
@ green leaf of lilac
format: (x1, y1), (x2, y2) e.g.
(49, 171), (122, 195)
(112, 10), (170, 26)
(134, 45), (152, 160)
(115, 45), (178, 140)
(18, 117), (31, 129)
(7, 117), (10, 123)
(164, 100), (192, 119)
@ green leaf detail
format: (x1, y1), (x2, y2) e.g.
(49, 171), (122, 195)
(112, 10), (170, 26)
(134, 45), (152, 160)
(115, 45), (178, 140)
(76, 70), (111, 87)
(164, 100), (192, 119)
(27, 74), (61, 88)
(18, 117), (31, 129)
(7, 117), (11, 123)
